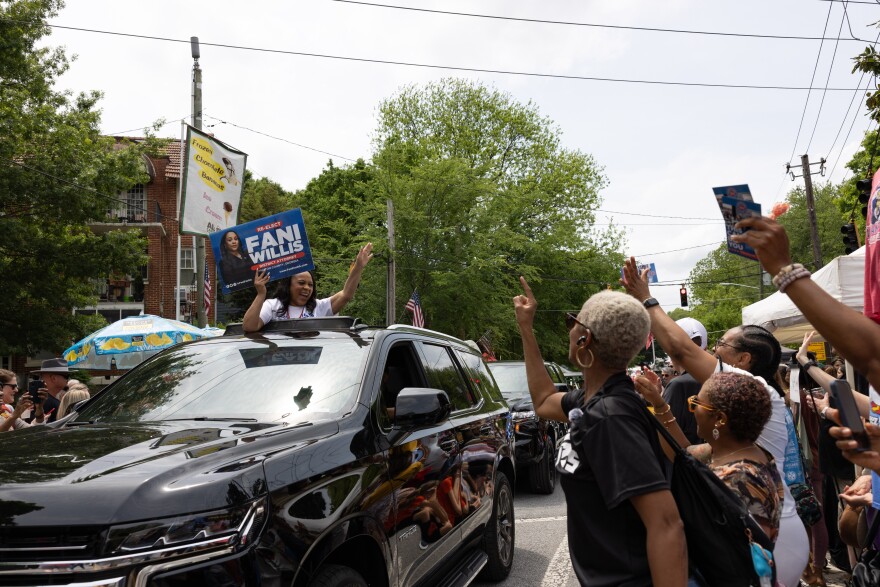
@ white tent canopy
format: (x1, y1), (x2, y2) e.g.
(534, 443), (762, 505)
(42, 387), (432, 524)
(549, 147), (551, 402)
(741, 246), (866, 344)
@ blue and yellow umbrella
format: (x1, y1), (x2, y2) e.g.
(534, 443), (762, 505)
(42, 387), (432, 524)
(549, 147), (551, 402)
(63, 315), (208, 371)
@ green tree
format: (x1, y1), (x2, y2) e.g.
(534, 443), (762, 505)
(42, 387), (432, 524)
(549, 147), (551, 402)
(777, 183), (848, 268)
(238, 171), (294, 223)
(373, 79), (622, 362)
(1, 0), (149, 354)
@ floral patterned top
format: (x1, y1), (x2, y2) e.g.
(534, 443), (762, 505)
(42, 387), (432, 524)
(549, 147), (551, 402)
(711, 455), (784, 544)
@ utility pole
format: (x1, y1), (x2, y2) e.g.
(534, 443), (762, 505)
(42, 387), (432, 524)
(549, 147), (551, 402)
(386, 199), (396, 325)
(785, 155), (826, 271)
(191, 36), (207, 327)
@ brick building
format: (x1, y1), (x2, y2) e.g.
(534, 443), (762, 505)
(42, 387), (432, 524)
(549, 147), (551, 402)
(77, 139), (217, 325)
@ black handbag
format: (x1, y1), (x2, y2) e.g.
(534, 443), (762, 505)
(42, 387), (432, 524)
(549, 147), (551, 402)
(853, 512), (880, 587)
(649, 413), (776, 587)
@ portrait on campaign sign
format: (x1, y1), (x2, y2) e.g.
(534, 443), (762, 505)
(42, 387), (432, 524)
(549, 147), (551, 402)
(180, 124), (248, 236)
(209, 209), (314, 295)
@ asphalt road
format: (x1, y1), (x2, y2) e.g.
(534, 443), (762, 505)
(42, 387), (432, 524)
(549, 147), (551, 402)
(474, 480), (579, 587)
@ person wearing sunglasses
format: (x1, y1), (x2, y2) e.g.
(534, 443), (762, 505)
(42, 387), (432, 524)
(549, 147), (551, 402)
(0, 369), (43, 432)
(515, 277), (687, 587)
(622, 257), (810, 587)
(642, 371), (783, 544)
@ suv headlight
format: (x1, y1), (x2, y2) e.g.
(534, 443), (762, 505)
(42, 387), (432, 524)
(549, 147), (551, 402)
(104, 498), (267, 555)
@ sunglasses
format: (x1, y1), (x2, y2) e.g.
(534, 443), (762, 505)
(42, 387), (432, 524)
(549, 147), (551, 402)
(2, 382), (18, 389)
(565, 313), (587, 332)
(687, 395), (717, 413)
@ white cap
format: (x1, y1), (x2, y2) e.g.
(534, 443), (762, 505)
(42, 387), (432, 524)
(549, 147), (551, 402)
(675, 317), (707, 350)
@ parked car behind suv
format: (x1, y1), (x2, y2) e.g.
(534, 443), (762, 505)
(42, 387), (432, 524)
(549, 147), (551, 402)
(0, 317), (515, 587)
(486, 361), (569, 494)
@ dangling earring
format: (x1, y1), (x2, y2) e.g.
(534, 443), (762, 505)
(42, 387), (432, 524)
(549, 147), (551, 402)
(576, 348), (595, 370)
(712, 426), (720, 441)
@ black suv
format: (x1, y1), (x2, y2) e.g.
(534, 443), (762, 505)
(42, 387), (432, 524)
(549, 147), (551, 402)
(486, 361), (569, 495)
(0, 318), (515, 587)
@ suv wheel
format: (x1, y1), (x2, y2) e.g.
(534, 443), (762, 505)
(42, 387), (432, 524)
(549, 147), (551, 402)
(479, 471), (514, 581)
(528, 436), (556, 494)
(309, 564), (368, 587)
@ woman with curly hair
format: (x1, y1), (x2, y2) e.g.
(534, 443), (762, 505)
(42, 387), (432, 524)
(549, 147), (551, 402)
(638, 371), (783, 543)
(242, 243), (373, 332)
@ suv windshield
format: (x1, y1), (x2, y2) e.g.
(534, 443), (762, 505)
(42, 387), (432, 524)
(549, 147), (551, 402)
(77, 337), (369, 425)
(487, 363), (529, 402)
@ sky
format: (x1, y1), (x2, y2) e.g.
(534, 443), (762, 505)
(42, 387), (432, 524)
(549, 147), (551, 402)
(41, 0), (880, 310)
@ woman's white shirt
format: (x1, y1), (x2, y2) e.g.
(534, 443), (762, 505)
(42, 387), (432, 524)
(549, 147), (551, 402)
(259, 298), (333, 325)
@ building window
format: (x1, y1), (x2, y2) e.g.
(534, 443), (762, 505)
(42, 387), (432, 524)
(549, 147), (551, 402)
(0, 356), (11, 371)
(181, 248), (195, 270)
(126, 184), (146, 221)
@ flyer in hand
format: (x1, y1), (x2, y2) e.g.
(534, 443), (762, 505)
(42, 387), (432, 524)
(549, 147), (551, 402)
(712, 184), (762, 261)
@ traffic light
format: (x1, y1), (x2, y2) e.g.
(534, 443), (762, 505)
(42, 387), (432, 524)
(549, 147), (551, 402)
(679, 285), (688, 307)
(841, 223), (859, 254)
(857, 178), (872, 218)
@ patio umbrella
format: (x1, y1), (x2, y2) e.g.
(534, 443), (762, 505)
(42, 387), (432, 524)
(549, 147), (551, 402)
(202, 326), (225, 337)
(63, 315), (207, 371)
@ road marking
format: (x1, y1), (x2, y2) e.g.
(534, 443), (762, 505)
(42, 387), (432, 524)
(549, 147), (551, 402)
(516, 515), (567, 523)
(541, 532), (571, 587)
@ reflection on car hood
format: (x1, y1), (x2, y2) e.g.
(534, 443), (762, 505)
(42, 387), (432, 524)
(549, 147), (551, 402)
(509, 397), (535, 412)
(0, 419), (338, 526)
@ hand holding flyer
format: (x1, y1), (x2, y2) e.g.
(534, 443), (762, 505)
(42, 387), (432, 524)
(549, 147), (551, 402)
(712, 184), (762, 261)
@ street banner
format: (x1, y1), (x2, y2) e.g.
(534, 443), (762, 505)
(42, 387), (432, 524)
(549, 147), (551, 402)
(713, 184), (762, 261)
(208, 208), (314, 295)
(180, 125), (247, 236)
(620, 262), (659, 283)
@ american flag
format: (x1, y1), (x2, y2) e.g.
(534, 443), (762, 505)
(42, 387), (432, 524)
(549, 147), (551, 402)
(404, 290), (425, 328)
(204, 263), (212, 316)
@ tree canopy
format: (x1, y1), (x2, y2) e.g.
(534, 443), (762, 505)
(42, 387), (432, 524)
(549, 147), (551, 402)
(1, 0), (150, 354)
(373, 79), (623, 362)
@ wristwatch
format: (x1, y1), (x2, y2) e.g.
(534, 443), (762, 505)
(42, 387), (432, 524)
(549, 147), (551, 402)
(642, 297), (660, 309)
(800, 359), (818, 370)
(820, 406), (829, 420)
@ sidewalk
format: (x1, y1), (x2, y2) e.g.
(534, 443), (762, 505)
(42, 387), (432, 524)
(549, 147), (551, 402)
(824, 561), (851, 587)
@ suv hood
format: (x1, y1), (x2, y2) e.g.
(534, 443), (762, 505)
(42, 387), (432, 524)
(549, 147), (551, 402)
(509, 397), (535, 412)
(0, 419), (339, 526)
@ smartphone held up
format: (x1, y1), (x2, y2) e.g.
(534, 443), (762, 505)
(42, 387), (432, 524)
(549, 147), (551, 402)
(830, 379), (870, 452)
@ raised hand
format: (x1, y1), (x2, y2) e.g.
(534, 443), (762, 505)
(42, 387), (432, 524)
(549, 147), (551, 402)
(620, 257), (652, 302)
(355, 243), (374, 270)
(731, 216), (793, 277)
(513, 276), (538, 327)
(253, 270), (270, 296)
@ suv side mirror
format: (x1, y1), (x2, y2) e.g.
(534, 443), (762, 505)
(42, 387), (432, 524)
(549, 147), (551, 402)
(394, 387), (451, 428)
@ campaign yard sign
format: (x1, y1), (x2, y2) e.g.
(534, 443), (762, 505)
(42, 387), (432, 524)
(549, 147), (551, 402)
(712, 184), (762, 261)
(209, 209), (314, 295)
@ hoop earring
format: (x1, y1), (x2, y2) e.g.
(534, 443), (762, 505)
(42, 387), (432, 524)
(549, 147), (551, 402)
(576, 348), (595, 370)
(712, 426), (720, 441)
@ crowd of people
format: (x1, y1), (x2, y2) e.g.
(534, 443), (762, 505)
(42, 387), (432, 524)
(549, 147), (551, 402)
(514, 214), (880, 586)
(0, 358), (91, 431)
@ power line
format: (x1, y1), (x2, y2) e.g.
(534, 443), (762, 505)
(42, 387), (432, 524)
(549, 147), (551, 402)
(8, 19), (865, 91)
(203, 114), (358, 162)
(631, 241), (724, 257)
(804, 2), (847, 153)
(828, 79), (876, 178)
(786, 1), (835, 166)
(597, 209), (720, 221)
(331, 0), (871, 42)
(105, 116), (184, 137)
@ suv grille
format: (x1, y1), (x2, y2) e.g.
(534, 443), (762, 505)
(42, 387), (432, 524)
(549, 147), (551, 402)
(0, 526), (105, 561)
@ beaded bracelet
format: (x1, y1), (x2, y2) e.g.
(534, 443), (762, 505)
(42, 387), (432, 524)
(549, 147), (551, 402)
(772, 263), (812, 293)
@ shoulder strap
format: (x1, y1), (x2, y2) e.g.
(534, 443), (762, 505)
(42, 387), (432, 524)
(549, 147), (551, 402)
(646, 406), (688, 458)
